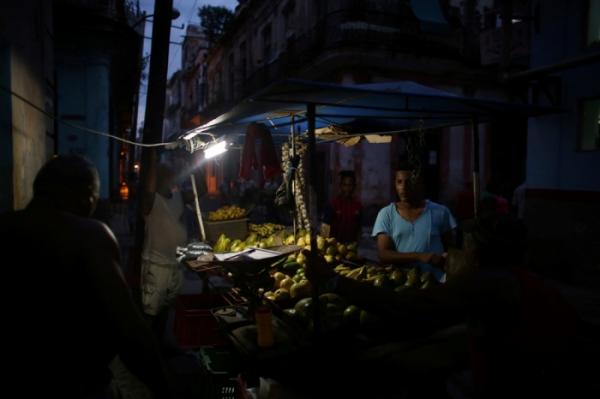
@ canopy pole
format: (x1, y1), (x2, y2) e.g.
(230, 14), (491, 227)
(190, 174), (206, 242)
(472, 118), (480, 218)
(307, 102), (321, 337)
(291, 115), (297, 238)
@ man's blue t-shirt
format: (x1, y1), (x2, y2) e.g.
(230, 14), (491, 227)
(371, 200), (457, 280)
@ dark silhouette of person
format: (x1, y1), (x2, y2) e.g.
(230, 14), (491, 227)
(0, 155), (171, 398)
(321, 170), (362, 243)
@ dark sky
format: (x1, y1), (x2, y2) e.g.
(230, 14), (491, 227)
(137, 0), (238, 128)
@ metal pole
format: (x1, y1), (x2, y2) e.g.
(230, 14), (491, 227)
(139, 0), (172, 147)
(291, 115), (297, 238)
(472, 118), (480, 218)
(501, 0), (513, 72)
(190, 175), (206, 241)
(133, 0), (174, 279)
(307, 103), (320, 337)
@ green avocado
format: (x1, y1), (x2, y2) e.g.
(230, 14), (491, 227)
(282, 261), (301, 273)
(343, 305), (361, 325)
(294, 297), (313, 321)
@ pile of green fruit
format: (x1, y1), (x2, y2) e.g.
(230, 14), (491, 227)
(333, 264), (437, 291)
(210, 226), (360, 261)
(262, 252), (378, 333)
(212, 231), (281, 253)
(281, 293), (379, 333)
(212, 226), (379, 333)
(249, 223), (286, 238)
(208, 205), (246, 221)
(290, 230), (359, 263)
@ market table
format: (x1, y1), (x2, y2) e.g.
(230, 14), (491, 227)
(218, 310), (469, 398)
(180, 243), (470, 397)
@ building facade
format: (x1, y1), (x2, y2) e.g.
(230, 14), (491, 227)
(164, 70), (182, 140)
(521, 0), (600, 285)
(0, 0), (54, 211)
(0, 0), (144, 210)
(54, 0), (143, 200)
(198, 0), (531, 224)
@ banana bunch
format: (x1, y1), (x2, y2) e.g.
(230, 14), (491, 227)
(208, 205), (246, 221)
(249, 223), (286, 238)
(213, 232), (281, 253)
(229, 239), (248, 253)
(335, 265), (368, 280)
(213, 233), (232, 253)
(333, 262), (437, 291)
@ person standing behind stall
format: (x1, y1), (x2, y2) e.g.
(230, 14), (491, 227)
(321, 170), (362, 243)
(141, 149), (188, 351)
(0, 155), (171, 398)
(372, 161), (456, 280)
(307, 213), (579, 398)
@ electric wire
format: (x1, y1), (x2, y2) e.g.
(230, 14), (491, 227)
(0, 84), (176, 148)
(168, 0), (198, 73)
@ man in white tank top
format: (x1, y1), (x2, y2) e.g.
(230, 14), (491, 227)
(141, 153), (188, 348)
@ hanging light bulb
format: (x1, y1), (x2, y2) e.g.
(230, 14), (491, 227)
(182, 134), (206, 153)
(179, 130), (220, 154)
(204, 140), (228, 159)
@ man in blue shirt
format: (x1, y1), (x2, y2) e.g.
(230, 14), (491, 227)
(372, 162), (456, 280)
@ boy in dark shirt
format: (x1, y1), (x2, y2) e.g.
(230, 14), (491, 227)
(322, 170), (362, 243)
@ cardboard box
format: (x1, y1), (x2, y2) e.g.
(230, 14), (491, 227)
(204, 218), (248, 244)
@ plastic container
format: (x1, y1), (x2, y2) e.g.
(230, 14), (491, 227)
(204, 218), (248, 244)
(174, 294), (229, 348)
(255, 305), (274, 348)
(196, 347), (243, 399)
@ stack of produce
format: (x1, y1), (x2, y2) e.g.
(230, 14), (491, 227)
(333, 264), (437, 291)
(212, 231), (277, 253)
(249, 223), (286, 238)
(207, 205), (246, 221)
(260, 234), (383, 333)
(263, 253), (375, 333)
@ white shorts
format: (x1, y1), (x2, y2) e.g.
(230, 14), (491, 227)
(140, 260), (182, 316)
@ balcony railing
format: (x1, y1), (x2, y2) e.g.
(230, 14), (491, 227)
(59, 0), (126, 21)
(242, 8), (461, 94)
(205, 6), (465, 114)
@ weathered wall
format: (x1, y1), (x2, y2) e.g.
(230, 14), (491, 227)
(0, 0), (54, 210)
(525, 0), (600, 287)
(56, 54), (111, 198)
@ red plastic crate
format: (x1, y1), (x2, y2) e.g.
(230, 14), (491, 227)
(174, 294), (229, 348)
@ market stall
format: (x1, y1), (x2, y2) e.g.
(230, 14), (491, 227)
(173, 78), (561, 396)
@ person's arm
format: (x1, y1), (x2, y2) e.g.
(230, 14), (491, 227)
(84, 221), (172, 397)
(376, 233), (445, 266)
(141, 149), (157, 216)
